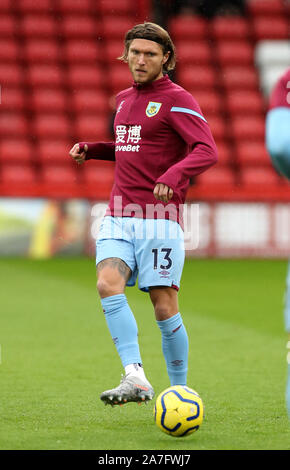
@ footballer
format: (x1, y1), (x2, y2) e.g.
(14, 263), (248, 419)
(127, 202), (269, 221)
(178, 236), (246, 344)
(69, 22), (218, 406)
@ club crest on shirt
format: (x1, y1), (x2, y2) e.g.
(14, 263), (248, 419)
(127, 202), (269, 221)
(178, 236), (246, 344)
(145, 101), (162, 117)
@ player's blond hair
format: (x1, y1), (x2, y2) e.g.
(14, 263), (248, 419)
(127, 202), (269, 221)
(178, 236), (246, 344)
(119, 22), (176, 72)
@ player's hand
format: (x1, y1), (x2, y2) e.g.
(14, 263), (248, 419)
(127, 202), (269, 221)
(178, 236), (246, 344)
(153, 183), (174, 203)
(69, 143), (88, 164)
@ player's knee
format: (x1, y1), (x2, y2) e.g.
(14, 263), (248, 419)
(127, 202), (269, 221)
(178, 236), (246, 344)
(96, 278), (123, 298)
(153, 302), (175, 321)
(150, 287), (179, 321)
(96, 278), (113, 297)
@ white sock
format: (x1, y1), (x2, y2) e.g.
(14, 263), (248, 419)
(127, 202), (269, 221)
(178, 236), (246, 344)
(125, 363), (148, 382)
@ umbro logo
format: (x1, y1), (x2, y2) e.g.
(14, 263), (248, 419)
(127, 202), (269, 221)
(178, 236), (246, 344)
(171, 359), (183, 367)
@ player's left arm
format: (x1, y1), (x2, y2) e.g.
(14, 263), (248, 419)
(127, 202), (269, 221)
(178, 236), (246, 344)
(153, 182), (174, 203)
(266, 69), (290, 179)
(155, 91), (218, 197)
(266, 107), (290, 178)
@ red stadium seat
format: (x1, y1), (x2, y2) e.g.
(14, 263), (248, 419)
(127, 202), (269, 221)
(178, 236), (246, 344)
(196, 166), (236, 186)
(0, 0), (12, 12)
(32, 114), (71, 139)
(175, 41), (212, 65)
(30, 89), (68, 113)
(102, 17), (137, 39)
(20, 14), (57, 37)
(236, 141), (272, 167)
(15, 0), (53, 13)
(63, 40), (102, 64)
(191, 90), (222, 116)
(0, 39), (19, 62)
(177, 65), (216, 89)
(0, 139), (33, 163)
(221, 66), (259, 91)
(72, 90), (109, 114)
(231, 116), (265, 141)
(108, 64), (133, 93)
(37, 140), (71, 165)
(57, 0), (91, 13)
(24, 39), (60, 63)
(247, 0), (285, 16)
(40, 165), (78, 184)
(105, 41), (126, 64)
(83, 162), (115, 198)
(252, 17), (289, 40)
(216, 41), (253, 65)
(67, 65), (104, 89)
(285, 0), (290, 15)
(74, 114), (111, 141)
(168, 15), (208, 40)
(240, 167), (280, 186)
(61, 15), (98, 38)
(0, 88), (26, 111)
(26, 64), (64, 87)
(206, 116), (228, 141)
(0, 113), (29, 137)
(0, 15), (17, 37)
(211, 16), (250, 40)
(99, 0), (136, 16)
(0, 64), (22, 86)
(215, 141), (233, 166)
(1, 163), (36, 184)
(225, 90), (265, 115)
(83, 162), (115, 185)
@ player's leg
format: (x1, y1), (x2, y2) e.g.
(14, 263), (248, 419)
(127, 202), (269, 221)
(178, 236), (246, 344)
(284, 261), (290, 418)
(97, 257), (152, 405)
(287, 334), (290, 419)
(149, 286), (189, 386)
(136, 218), (188, 386)
(97, 256), (154, 405)
(96, 217), (154, 405)
(97, 257), (142, 370)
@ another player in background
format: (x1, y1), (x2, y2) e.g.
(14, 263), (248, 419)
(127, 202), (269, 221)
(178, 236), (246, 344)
(265, 67), (290, 419)
(69, 22), (217, 406)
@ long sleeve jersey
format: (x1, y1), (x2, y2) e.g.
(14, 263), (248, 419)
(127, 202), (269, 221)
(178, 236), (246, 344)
(266, 68), (290, 179)
(79, 74), (218, 225)
(268, 67), (290, 110)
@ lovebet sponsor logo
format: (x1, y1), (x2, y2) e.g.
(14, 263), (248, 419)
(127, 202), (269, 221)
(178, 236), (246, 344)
(115, 144), (140, 152)
(115, 125), (142, 152)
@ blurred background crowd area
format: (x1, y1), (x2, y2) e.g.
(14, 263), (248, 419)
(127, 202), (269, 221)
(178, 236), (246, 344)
(0, 0), (289, 202)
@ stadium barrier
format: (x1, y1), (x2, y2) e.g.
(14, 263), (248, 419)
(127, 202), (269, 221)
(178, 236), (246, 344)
(1, 197), (290, 258)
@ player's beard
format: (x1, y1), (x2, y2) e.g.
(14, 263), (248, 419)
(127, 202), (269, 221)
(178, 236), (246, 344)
(129, 62), (164, 84)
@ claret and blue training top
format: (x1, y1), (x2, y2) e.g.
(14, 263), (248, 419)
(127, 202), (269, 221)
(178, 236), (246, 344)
(269, 67), (290, 110)
(79, 74), (218, 225)
(266, 67), (290, 180)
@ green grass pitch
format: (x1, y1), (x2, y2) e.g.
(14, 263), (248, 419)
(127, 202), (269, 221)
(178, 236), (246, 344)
(0, 257), (289, 450)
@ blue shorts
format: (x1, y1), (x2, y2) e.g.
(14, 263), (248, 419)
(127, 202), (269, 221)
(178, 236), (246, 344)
(96, 216), (185, 292)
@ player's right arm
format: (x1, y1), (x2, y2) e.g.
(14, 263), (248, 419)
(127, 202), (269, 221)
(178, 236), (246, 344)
(69, 141), (116, 164)
(266, 68), (290, 178)
(266, 108), (290, 177)
(69, 143), (88, 164)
